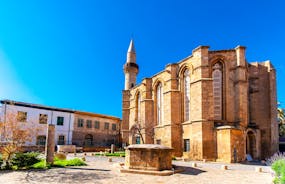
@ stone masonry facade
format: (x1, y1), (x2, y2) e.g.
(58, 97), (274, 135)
(72, 111), (121, 148)
(122, 40), (278, 162)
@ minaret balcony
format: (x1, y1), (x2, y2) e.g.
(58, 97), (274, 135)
(124, 62), (139, 70)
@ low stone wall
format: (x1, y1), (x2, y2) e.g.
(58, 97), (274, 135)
(83, 146), (120, 152)
(57, 145), (76, 153)
(0, 145), (45, 153)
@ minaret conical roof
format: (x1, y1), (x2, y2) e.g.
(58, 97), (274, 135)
(128, 39), (136, 53)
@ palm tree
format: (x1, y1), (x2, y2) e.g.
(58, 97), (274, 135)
(278, 107), (285, 136)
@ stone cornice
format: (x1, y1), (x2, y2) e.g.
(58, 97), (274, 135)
(191, 78), (213, 84)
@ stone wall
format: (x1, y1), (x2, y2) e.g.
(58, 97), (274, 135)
(72, 112), (121, 147)
(217, 127), (245, 163)
(248, 62), (278, 158)
(122, 45), (278, 162)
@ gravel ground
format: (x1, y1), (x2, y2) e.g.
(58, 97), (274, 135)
(0, 154), (274, 184)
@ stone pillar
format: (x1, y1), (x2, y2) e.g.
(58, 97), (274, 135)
(111, 144), (115, 153)
(141, 78), (154, 144)
(167, 63), (182, 156)
(45, 124), (55, 164)
(191, 46), (216, 160)
(122, 90), (131, 145)
(235, 46), (249, 127)
(265, 62), (278, 155)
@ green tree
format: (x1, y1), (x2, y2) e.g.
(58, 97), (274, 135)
(278, 107), (285, 137)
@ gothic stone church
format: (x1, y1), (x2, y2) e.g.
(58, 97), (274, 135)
(121, 40), (278, 162)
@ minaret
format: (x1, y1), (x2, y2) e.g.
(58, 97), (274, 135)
(123, 39), (139, 90)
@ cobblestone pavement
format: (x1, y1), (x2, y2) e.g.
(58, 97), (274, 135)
(0, 154), (273, 184)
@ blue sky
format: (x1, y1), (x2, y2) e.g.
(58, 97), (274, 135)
(0, 0), (284, 117)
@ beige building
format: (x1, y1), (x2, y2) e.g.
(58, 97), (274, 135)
(72, 111), (121, 149)
(122, 40), (278, 162)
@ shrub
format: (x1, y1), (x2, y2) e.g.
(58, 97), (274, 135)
(267, 152), (285, 184)
(266, 152), (285, 166)
(0, 154), (3, 167)
(31, 160), (51, 169)
(54, 153), (66, 160)
(12, 152), (41, 169)
(64, 158), (86, 166)
(53, 158), (86, 167)
(272, 159), (285, 184)
(1, 144), (18, 170)
(95, 152), (125, 157)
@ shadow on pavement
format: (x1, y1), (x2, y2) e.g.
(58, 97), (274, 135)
(176, 166), (206, 175)
(66, 167), (111, 171)
(23, 168), (113, 184)
(240, 161), (266, 166)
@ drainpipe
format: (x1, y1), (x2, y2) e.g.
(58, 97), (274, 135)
(51, 111), (53, 125)
(68, 113), (72, 145)
(51, 111), (55, 145)
(4, 102), (7, 123)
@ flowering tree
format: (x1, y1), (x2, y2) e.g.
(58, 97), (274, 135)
(0, 110), (40, 168)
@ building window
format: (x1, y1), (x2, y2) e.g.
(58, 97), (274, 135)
(95, 121), (100, 129)
(156, 83), (163, 125)
(84, 134), (93, 146)
(86, 120), (92, 128)
(135, 136), (140, 144)
(136, 92), (141, 122)
(184, 69), (191, 121)
(156, 139), (161, 145)
(212, 62), (223, 120)
(184, 139), (190, 152)
(77, 118), (84, 127)
(39, 114), (48, 124)
(104, 122), (109, 130)
(112, 124), (117, 131)
(17, 111), (27, 122)
(57, 116), (64, 126)
(58, 135), (65, 145)
(36, 136), (46, 146)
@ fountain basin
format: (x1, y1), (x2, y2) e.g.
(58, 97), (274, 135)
(124, 144), (173, 171)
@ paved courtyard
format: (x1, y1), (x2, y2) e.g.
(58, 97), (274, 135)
(0, 154), (273, 184)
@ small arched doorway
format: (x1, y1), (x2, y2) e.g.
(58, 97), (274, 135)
(246, 131), (257, 159)
(84, 134), (93, 146)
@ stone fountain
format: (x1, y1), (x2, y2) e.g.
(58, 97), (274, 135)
(120, 144), (182, 175)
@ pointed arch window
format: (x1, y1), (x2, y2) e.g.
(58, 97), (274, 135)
(156, 83), (163, 125)
(184, 69), (191, 121)
(212, 63), (223, 120)
(135, 92), (141, 122)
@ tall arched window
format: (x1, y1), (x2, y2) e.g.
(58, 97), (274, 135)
(212, 62), (223, 120)
(136, 92), (141, 122)
(156, 83), (163, 125)
(184, 69), (191, 121)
